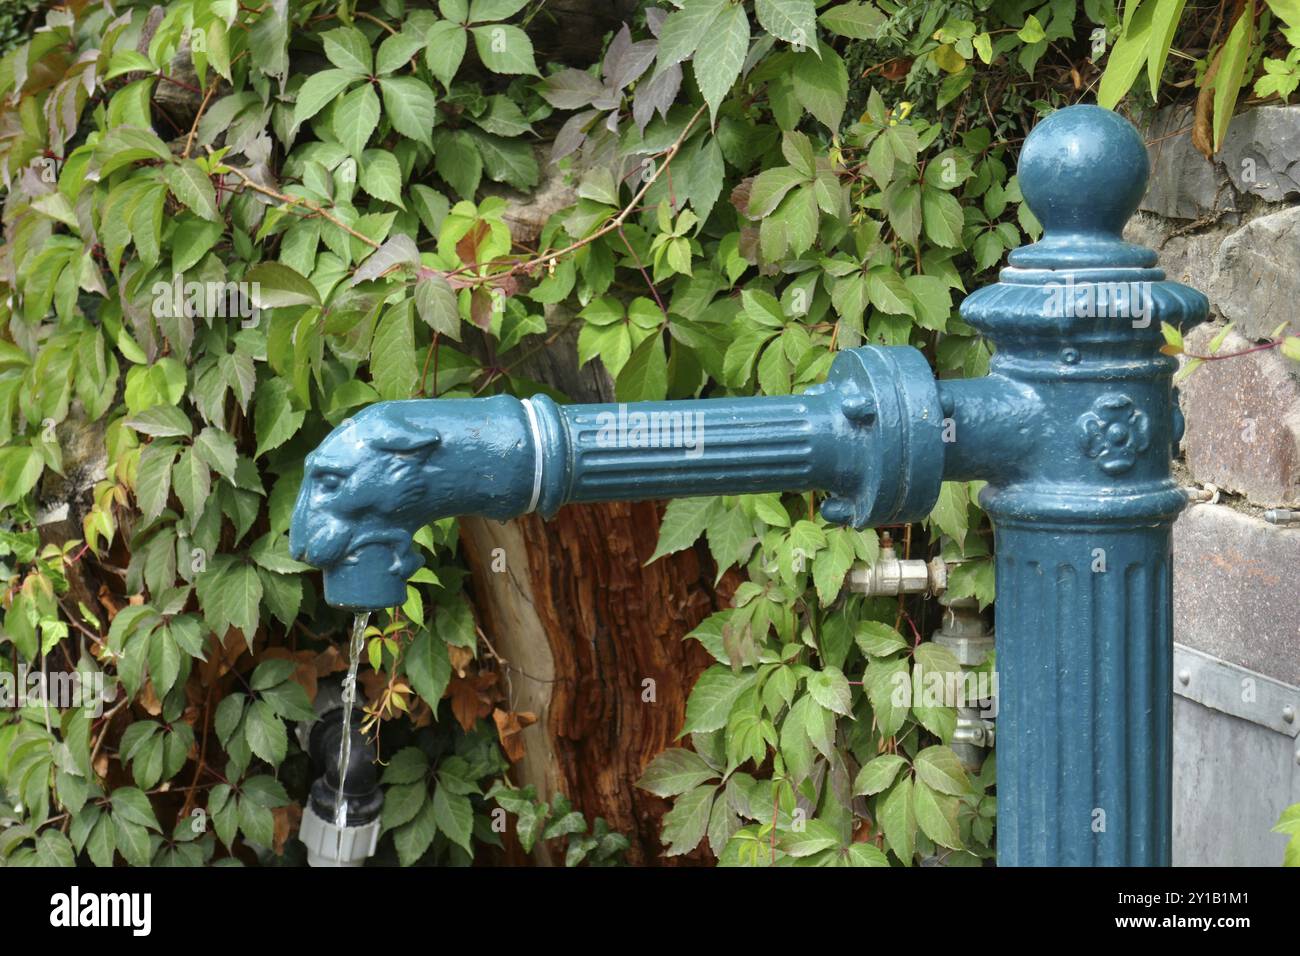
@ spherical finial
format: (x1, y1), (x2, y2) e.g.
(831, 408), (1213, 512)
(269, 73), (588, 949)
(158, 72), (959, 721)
(1017, 105), (1149, 240)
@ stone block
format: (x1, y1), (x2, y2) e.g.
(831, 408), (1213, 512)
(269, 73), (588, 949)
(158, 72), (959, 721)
(1209, 205), (1300, 340)
(1140, 105), (1236, 220)
(1173, 503), (1300, 686)
(1179, 324), (1300, 506)
(1220, 105), (1300, 202)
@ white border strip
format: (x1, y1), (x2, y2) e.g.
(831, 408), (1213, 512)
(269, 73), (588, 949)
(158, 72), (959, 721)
(520, 398), (544, 514)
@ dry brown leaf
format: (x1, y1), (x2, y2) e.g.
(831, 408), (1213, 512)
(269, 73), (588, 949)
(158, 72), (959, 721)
(492, 708), (537, 763)
(274, 803), (302, 855)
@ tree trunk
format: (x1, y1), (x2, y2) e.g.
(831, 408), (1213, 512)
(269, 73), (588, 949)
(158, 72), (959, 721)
(457, 300), (728, 864)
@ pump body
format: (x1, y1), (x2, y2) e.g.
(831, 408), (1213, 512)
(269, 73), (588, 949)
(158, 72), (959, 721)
(289, 105), (1207, 866)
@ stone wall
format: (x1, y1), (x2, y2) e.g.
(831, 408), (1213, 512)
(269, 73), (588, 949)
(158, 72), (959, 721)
(1126, 104), (1300, 866)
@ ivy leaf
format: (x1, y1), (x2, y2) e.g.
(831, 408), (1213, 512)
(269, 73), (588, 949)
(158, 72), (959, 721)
(379, 76), (438, 149)
(333, 82), (381, 160)
(879, 775), (916, 863)
(855, 620), (908, 658)
(433, 129), (483, 199)
(432, 784), (474, 853)
(660, 783), (716, 856)
(929, 481), (969, 547)
(694, 3), (749, 117)
(405, 628), (452, 710)
(683, 665), (756, 734)
(425, 20), (468, 88)
(616, 332), (667, 402)
(415, 275), (461, 340)
(470, 24), (539, 75)
(914, 745), (972, 796)
(382, 782), (428, 832)
(371, 301), (418, 400)
(376, 30), (427, 75)
(755, 0), (818, 47)
(394, 798), (438, 865)
(135, 442), (178, 522)
(819, 2), (886, 39)
(293, 69), (356, 126)
(254, 378), (306, 459)
(854, 753), (908, 796)
(245, 261), (321, 309)
(172, 447), (211, 520)
(163, 161), (220, 222)
(913, 778), (962, 849)
(637, 748), (718, 797)
(807, 666), (852, 716)
(322, 26), (372, 75)
(791, 42), (848, 129)
(648, 496), (719, 563)
(127, 404), (192, 438)
(359, 150), (406, 207)
(244, 699), (288, 766)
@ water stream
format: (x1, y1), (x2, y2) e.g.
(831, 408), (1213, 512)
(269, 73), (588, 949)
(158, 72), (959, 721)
(333, 612), (370, 832)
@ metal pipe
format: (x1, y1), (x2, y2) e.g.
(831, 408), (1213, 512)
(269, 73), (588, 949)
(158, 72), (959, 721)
(288, 105), (1209, 866)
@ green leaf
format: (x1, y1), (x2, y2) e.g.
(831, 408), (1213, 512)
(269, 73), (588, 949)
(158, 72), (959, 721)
(854, 753), (907, 795)
(371, 301), (418, 400)
(163, 162), (220, 222)
(818, 2), (885, 39)
(383, 782), (428, 831)
(1212, 3), (1255, 152)
(376, 30), (427, 75)
(683, 665), (756, 734)
(415, 275), (461, 340)
(172, 447), (211, 520)
(246, 261), (321, 308)
(694, 3), (749, 117)
(379, 76), (438, 149)
(914, 745), (972, 796)
(470, 24), (538, 75)
(807, 665), (852, 716)
(322, 26), (372, 75)
(616, 332), (667, 402)
(913, 778), (962, 849)
(747, 166), (807, 218)
(855, 620), (908, 658)
(406, 628), (452, 709)
(1097, 0), (1157, 108)
(360, 150), (405, 207)
(238, 795), (276, 846)
(111, 787), (161, 830)
(648, 496), (719, 563)
(637, 748), (718, 797)
(394, 798), (438, 865)
(469, 0), (530, 20)
(254, 378), (306, 459)
(660, 784), (716, 855)
(432, 784), (474, 853)
(792, 42), (848, 129)
(244, 699), (288, 766)
(929, 481), (969, 547)
(127, 404), (193, 438)
(425, 20), (468, 88)
(780, 818), (842, 857)
(1147, 0), (1189, 99)
(756, 0), (818, 45)
(879, 775), (916, 863)
(334, 82), (381, 160)
(294, 69), (356, 126)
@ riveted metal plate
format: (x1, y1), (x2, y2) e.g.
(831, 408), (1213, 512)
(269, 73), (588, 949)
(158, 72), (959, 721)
(1173, 642), (1300, 737)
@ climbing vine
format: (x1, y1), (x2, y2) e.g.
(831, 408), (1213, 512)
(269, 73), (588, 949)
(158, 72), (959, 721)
(1, 0), (1295, 867)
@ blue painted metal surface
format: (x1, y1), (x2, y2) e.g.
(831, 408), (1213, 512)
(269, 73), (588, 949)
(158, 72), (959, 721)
(288, 104), (1208, 866)
(958, 104), (1207, 865)
(288, 344), (945, 609)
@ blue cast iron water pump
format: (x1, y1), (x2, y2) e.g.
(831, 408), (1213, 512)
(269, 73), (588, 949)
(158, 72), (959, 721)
(289, 105), (1207, 866)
